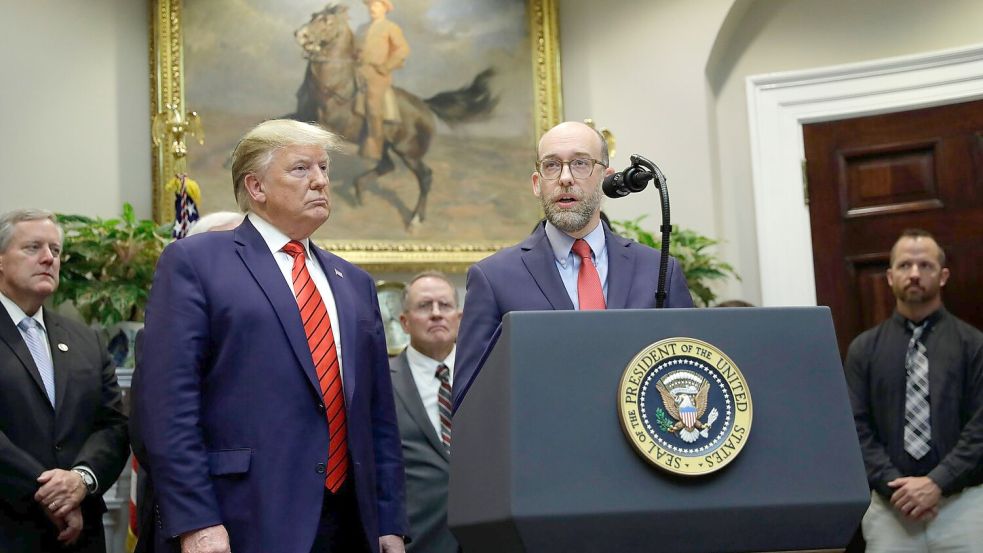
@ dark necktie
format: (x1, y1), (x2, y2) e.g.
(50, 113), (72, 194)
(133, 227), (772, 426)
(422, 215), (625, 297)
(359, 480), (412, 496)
(571, 239), (605, 310)
(903, 321), (931, 460)
(436, 363), (452, 448)
(282, 241), (348, 491)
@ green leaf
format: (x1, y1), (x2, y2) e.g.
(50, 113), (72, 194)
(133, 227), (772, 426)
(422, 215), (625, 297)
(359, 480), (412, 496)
(53, 205), (172, 325)
(610, 218), (741, 307)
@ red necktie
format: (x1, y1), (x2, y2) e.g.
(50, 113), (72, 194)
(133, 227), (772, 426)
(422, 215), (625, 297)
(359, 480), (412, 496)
(571, 239), (606, 310)
(282, 240), (348, 492)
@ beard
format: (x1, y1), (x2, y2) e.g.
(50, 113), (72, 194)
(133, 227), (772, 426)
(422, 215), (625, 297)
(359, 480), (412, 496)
(541, 184), (602, 234)
(894, 282), (937, 304)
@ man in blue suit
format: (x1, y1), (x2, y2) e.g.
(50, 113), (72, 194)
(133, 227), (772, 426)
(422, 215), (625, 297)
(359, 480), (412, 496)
(132, 119), (407, 553)
(452, 121), (693, 409)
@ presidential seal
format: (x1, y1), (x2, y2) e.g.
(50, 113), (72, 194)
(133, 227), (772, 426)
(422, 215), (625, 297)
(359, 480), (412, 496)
(617, 337), (752, 476)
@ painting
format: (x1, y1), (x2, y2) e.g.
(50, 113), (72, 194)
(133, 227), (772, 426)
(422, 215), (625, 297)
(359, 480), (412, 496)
(151, 0), (562, 271)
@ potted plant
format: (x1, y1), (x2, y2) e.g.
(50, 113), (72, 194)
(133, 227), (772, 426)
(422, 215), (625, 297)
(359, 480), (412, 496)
(610, 216), (740, 307)
(53, 203), (172, 367)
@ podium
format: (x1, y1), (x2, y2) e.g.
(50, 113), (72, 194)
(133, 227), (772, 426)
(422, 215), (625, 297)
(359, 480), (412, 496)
(449, 307), (869, 553)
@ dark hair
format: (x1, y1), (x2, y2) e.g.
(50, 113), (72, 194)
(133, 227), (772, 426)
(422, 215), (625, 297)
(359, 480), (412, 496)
(890, 228), (946, 267)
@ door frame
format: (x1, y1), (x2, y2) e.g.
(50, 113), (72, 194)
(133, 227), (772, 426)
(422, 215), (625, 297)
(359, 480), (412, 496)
(745, 44), (983, 306)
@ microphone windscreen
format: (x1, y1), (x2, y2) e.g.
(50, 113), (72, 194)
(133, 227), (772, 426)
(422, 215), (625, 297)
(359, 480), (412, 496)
(602, 172), (628, 198)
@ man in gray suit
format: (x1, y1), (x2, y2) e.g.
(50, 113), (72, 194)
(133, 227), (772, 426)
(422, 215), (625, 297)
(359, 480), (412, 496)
(389, 271), (462, 553)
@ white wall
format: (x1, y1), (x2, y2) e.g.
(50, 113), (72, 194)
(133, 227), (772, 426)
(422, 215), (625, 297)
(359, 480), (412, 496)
(710, 0), (983, 305)
(0, 0), (150, 218)
(561, 0), (983, 305)
(6, 0), (983, 303)
(560, 0), (732, 239)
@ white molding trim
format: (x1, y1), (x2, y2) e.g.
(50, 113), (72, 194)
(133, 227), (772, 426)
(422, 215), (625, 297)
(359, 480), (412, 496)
(745, 44), (983, 306)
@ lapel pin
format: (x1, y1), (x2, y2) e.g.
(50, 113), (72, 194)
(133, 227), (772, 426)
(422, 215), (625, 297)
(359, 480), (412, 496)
(57, 343), (68, 352)
(335, 268), (344, 278)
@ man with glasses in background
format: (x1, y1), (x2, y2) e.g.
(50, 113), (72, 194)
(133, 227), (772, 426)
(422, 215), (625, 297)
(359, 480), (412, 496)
(451, 121), (693, 410)
(389, 271), (462, 553)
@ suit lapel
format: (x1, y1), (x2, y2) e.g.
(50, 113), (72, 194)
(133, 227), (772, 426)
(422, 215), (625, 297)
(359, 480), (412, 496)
(0, 312), (52, 405)
(310, 245), (358, 406)
(605, 225), (636, 309)
(45, 314), (71, 414)
(520, 225), (574, 310)
(234, 219), (323, 397)
(391, 352), (449, 459)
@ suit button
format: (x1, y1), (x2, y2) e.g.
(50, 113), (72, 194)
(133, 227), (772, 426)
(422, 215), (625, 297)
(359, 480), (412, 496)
(317, 402), (326, 413)
(316, 463), (326, 474)
(54, 444), (62, 451)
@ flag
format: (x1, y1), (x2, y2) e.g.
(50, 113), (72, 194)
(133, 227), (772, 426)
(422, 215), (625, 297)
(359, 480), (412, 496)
(166, 173), (202, 239)
(125, 456), (139, 552)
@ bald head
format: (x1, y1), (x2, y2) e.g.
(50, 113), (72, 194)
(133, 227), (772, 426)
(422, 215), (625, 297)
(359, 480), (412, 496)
(532, 121), (613, 238)
(537, 121), (609, 167)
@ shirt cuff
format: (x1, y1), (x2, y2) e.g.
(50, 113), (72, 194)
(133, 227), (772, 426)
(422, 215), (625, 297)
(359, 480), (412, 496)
(72, 465), (99, 494)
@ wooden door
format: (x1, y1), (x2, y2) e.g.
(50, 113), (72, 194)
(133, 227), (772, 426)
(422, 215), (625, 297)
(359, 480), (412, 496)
(803, 99), (983, 356)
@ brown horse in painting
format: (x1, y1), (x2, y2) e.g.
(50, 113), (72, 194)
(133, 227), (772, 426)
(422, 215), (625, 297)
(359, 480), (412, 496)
(292, 4), (497, 226)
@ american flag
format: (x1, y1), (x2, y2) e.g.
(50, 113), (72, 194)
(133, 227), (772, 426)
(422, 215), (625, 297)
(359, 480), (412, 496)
(169, 173), (201, 239)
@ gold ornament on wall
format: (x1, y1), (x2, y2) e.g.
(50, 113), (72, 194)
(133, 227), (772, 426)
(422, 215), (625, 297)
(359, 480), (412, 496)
(584, 118), (616, 160)
(152, 103), (204, 174)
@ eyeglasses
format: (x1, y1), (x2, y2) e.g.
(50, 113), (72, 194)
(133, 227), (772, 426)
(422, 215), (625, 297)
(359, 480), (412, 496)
(536, 157), (606, 180)
(410, 300), (457, 315)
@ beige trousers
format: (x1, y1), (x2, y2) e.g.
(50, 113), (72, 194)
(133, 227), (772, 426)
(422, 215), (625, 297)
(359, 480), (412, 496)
(862, 484), (983, 552)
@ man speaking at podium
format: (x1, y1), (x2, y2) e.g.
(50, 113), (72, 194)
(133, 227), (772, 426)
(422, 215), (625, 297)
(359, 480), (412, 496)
(452, 121), (693, 410)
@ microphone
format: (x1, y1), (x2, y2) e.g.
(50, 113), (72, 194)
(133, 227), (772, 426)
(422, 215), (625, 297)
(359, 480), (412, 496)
(602, 155), (658, 198)
(600, 154), (673, 308)
(602, 167), (654, 198)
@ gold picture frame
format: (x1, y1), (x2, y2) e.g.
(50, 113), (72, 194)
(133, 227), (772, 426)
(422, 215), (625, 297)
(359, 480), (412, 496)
(150, 0), (562, 272)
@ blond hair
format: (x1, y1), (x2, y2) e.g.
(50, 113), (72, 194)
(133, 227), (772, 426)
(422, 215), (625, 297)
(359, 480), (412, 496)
(230, 119), (339, 211)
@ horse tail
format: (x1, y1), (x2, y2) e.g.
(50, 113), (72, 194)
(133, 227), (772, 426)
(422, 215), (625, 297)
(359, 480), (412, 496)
(424, 67), (498, 125)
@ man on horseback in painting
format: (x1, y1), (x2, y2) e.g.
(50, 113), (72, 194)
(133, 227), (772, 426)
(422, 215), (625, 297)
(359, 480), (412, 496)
(293, 4), (497, 227)
(356, 0), (410, 161)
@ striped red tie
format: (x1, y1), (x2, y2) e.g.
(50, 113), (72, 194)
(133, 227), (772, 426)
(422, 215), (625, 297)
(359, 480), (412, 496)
(282, 240), (348, 492)
(571, 239), (606, 310)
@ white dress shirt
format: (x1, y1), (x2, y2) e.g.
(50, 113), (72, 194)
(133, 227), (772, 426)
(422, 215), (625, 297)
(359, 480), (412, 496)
(0, 292), (49, 356)
(405, 344), (455, 437)
(248, 213), (344, 380)
(544, 220), (609, 309)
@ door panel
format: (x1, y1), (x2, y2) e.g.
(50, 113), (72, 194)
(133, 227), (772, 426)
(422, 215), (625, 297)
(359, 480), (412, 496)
(804, 99), (983, 356)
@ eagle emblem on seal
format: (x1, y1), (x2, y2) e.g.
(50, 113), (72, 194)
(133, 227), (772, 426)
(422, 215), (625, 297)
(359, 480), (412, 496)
(655, 371), (720, 443)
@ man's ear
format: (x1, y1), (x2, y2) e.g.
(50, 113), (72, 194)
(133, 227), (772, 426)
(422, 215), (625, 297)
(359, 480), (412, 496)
(604, 165), (616, 177)
(886, 267), (895, 288)
(243, 173), (266, 204)
(940, 267), (950, 288)
(531, 171), (542, 198)
(399, 312), (411, 334)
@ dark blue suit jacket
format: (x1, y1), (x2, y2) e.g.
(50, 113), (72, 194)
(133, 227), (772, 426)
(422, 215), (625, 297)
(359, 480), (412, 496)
(452, 222), (693, 409)
(132, 218), (406, 553)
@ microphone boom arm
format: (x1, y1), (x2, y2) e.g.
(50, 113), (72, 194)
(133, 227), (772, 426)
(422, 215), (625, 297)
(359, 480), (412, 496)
(606, 154), (672, 308)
